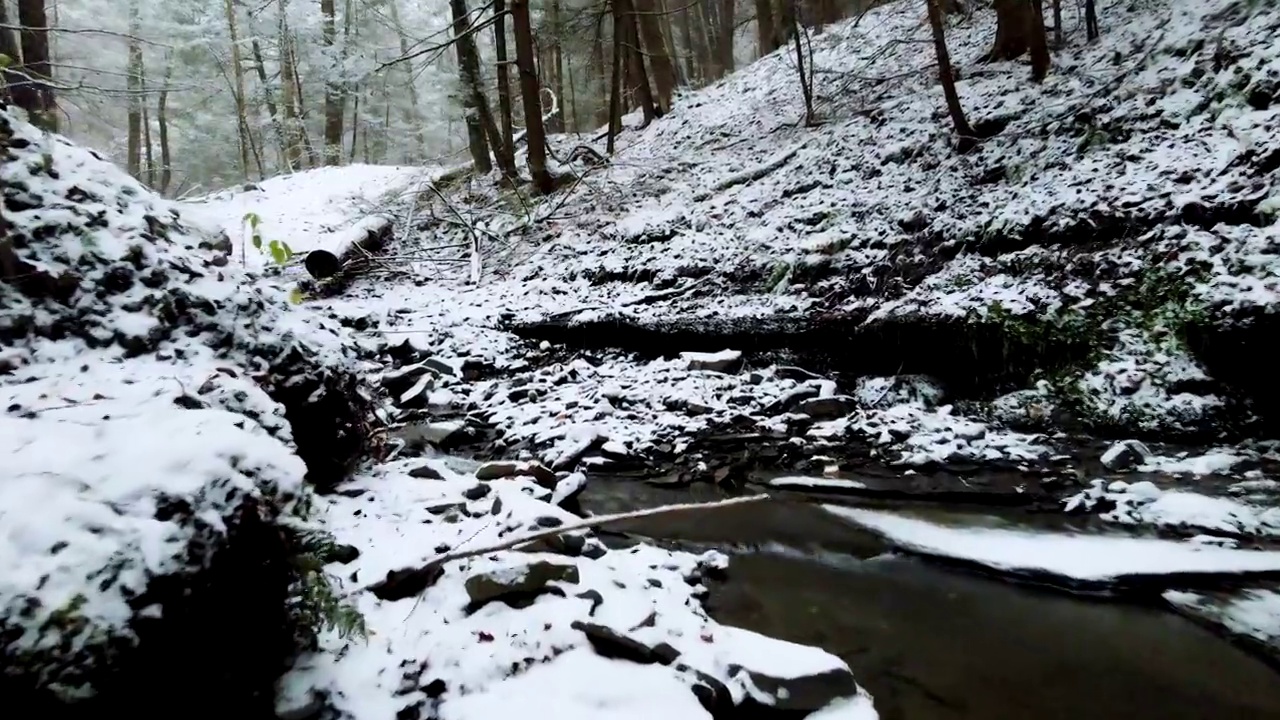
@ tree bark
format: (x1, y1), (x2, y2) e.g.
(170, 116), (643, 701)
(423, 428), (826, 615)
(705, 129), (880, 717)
(321, 0), (344, 165)
(1085, 0), (1099, 41)
(927, 0), (975, 152)
(1051, 0), (1062, 47)
(493, 0), (516, 152)
(278, 1), (306, 171)
(592, 16), (610, 126)
(157, 53), (172, 194)
(222, 0), (251, 177)
(126, 0), (142, 179)
(677, 3), (698, 84)
(0, 2), (29, 112)
(547, 0), (566, 133)
(634, 0), (677, 112)
(984, 0), (1051, 81)
(15, 0), (56, 131)
(755, 0), (777, 58)
(511, 0), (554, 193)
(607, 0), (624, 153)
(448, 0), (493, 174)
(716, 0), (735, 76)
(622, 0), (660, 124)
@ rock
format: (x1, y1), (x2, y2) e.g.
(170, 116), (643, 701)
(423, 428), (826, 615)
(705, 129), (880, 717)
(381, 363), (436, 399)
(475, 460), (558, 490)
(795, 395), (856, 420)
(462, 483), (491, 500)
(571, 621), (681, 665)
(680, 349), (743, 373)
(393, 420), (465, 451)
(677, 664), (735, 717)
(370, 564), (445, 601)
(774, 366), (824, 382)
(551, 472), (588, 507)
(463, 561), (580, 610)
(855, 374), (946, 410)
(275, 681), (328, 720)
(728, 659), (858, 713)
(764, 386), (821, 414)
(327, 544), (360, 565)
(534, 515), (564, 528)
(515, 533), (588, 557)
(1101, 439), (1153, 472)
(407, 462), (446, 480)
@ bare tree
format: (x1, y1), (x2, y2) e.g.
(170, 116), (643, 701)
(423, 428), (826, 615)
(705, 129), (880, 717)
(16, 0), (57, 130)
(634, 0), (677, 113)
(493, 0), (516, 150)
(321, 0), (344, 165)
(984, 0), (1050, 82)
(157, 52), (173, 194)
(1084, 0), (1099, 41)
(222, 0), (251, 177)
(512, 0), (554, 192)
(755, 0), (778, 57)
(449, 0), (494, 174)
(126, 0), (142, 178)
(927, 0), (975, 152)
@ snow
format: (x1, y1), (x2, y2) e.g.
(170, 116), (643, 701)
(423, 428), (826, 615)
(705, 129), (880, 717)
(1140, 449), (1244, 475)
(440, 648), (713, 720)
(824, 506), (1280, 582)
(282, 467), (875, 719)
(768, 477), (868, 491)
(1165, 588), (1280, 647)
(183, 164), (439, 272)
(1064, 479), (1280, 538)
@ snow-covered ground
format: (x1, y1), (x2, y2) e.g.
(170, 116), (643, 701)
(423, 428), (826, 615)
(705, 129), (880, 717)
(183, 164), (440, 273)
(9, 0), (1280, 712)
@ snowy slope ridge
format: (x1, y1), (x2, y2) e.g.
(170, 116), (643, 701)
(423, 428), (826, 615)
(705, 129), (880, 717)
(0, 103), (372, 710)
(413, 0), (1280, 438)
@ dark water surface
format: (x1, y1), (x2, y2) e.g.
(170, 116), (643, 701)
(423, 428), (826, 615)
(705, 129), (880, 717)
(581, 478), (1280, 720)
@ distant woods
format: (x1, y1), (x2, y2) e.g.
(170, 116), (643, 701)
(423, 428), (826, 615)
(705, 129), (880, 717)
(0, 0), (1106, 192)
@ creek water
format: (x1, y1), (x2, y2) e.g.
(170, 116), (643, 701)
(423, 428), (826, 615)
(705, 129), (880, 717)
(580, 478), (1280, 720)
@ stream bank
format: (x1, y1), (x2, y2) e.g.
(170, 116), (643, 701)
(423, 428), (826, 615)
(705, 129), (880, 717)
(576, 478), (1280, 720)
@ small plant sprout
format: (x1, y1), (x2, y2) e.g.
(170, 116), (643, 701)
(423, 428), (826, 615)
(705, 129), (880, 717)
(242, 212), (295, 267)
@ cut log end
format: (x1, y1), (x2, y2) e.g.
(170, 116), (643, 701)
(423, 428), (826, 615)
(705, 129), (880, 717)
(304, 250), (342, 280)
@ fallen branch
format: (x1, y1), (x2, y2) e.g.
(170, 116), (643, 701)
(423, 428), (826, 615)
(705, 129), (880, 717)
(692, 145), (801, 201)
(541, 277), (708, 322)
(362, 493), (770, 600)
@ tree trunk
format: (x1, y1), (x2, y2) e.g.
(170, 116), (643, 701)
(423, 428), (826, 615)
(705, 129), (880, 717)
(593, 16), (610, 126)
(755, 0), (777, 57)
(320, 0), (343, 165)
(493, 0), (516, 153)
(448, 0), (494, 174)
(788, 13), (814, 125)
(348, 85), (361, 162)
(659, 0), (684, 87)
(716, 0), (735, 76)
(607, 0), (624, 153)
(634, 0), (677, 112)
(157, 53), (172, 194)
(15, 0), (56, 131)
(677, 4), (698, 84)
(1085, 0), (1099, 41)
(985, 0), (1050, 81)
(126, 0), (142, 179)
(547, 0), (566, 133)
(566, 50), (578, 132)
(621, 0), (660, 124)
(1028, 0), (1050, 81)
(250, 38), (287, 169)
(278, 2), (305, 171)
(1051, 0), (1062, 47)
(927, 0), (975, 152)
(511, 0), (554, 193)
(222, 0), (251, 177)
(0, 2), (28, 113)
(287, 29), (321, 167)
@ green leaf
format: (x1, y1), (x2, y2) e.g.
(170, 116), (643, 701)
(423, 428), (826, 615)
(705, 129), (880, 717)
(242, 211), (261, 229)
(0, 54), (11, 70)
(270, 241), (289, 266)
(251, 232), (263, 250)
(288, 287), (306, 305)
(281, 241), (294, 257)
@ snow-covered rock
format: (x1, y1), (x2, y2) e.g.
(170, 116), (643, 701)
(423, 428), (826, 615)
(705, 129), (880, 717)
(0, 103), (370, 709)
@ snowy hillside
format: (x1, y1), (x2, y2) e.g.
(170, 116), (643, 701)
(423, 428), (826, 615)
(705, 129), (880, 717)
(383, 0), (1280, 441)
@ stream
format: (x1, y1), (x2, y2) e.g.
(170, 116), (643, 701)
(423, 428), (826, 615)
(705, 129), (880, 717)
(579, 477), (1280, 720)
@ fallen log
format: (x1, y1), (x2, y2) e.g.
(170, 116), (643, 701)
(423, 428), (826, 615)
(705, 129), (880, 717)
(303, 214), (395, 280)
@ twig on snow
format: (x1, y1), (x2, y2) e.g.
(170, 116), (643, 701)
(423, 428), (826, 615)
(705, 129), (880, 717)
(359, 493), (770, 599)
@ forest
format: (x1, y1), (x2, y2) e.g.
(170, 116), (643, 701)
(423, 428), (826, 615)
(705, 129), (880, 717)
(0, 0), (1090, 194)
